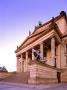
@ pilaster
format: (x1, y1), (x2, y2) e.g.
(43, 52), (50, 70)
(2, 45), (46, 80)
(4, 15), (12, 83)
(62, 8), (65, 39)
(64, 44), (67, 66)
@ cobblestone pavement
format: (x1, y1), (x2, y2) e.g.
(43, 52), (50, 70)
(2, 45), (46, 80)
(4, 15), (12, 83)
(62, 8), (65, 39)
(0, 82), (67, 90)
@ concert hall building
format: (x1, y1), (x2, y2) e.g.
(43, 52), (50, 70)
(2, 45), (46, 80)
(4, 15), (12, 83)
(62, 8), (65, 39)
(15, 11), (67, 84)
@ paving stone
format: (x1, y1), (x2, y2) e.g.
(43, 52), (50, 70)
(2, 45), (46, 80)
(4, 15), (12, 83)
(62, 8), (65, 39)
(0, 82), (67, 90)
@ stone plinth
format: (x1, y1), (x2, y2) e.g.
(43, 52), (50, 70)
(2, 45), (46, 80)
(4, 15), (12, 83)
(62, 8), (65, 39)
(61, 68), (67, 83)
(28, 61), (58, 84)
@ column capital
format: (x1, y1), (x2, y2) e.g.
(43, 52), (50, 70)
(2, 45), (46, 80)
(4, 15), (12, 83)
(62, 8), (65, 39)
(40, 41), (43, 45)
(50, 35), (55, 40)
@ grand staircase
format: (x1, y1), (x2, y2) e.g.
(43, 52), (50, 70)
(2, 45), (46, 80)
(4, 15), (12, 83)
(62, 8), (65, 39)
(2, 72), (29, 84)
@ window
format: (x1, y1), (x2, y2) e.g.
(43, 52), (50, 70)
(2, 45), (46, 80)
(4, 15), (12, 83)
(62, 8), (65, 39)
(64, 44), (67, 66)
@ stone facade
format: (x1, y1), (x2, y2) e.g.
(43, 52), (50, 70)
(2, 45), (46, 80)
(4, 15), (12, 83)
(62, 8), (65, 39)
(28, 61), (58, 84)
(15, 11), (67, 83)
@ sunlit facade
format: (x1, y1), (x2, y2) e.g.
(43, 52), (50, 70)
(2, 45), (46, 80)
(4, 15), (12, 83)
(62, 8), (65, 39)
(15, 11), (67, 83)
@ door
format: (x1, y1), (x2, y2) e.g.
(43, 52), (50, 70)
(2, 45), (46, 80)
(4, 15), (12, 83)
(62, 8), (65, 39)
(57, 72), (61, 83)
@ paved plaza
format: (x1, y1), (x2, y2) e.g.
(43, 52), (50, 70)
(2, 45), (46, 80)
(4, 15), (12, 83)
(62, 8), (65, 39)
(0, 82), (67, 90)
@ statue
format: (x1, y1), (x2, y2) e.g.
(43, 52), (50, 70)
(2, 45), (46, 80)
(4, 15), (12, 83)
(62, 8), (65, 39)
(32, 49), (41, 61)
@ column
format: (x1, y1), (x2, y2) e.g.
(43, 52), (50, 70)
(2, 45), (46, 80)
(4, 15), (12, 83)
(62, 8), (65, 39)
(21, 54), (23, 72)
(51, 37), (55, 66)
(16, 56), (21, 72)
(40, 42), (43, 60)
(16, 56), (19, 72)
(57, 45), (61, 68)
(19, 55), (21, 72)
(26, 51), (28, 72)
(32, 49), (35, 60)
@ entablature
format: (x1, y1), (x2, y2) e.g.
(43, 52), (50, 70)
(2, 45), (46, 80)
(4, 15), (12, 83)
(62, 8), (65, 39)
(16, 29), (61, 56)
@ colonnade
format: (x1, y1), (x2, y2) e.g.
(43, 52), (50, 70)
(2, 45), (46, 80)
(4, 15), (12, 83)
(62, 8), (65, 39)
(17, 37), (56, 72)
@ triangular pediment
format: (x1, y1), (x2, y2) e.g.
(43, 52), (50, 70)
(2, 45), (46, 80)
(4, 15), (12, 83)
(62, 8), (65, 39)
(15, 11), (67, 53)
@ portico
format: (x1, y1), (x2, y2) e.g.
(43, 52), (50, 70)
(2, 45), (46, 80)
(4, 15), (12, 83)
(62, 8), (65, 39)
(16, 33), (60, 72)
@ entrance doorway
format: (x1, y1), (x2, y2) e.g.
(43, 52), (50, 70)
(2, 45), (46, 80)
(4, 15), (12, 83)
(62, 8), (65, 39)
(57, 72), (61, 83)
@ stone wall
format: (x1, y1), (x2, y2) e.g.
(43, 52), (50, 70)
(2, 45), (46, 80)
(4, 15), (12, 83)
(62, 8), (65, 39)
(28, 61), (58, 84)
(0, 72), (13, 80)
(56, 16), (67, 34)
(61, 68), (67, 83)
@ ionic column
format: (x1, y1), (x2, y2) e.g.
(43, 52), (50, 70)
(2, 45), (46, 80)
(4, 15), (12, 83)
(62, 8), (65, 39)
(40, 42), (43, 60)
(26, 51), (28, 72)
(32, 49), (35, 60)
(51, 37), (55, 66)
(64, 44), (66, 54)
(16, 56), (21, 72)
(21, 54), (23, 72)
(16, 56), (19, 72)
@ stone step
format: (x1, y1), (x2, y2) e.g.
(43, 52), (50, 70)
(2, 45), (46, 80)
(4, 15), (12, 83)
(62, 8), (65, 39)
(2, 72), (29, 84)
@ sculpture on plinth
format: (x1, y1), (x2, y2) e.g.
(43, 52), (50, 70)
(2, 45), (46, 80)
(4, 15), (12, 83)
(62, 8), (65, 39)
(32, 49), (41, 61)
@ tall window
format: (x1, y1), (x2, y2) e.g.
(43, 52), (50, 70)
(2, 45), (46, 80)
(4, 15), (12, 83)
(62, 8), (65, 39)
(66, 44), (67, 66)
(64, 44), (67, 66)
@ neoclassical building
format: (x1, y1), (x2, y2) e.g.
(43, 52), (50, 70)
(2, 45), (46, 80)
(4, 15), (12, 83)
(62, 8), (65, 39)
(15, 11), (67, 83)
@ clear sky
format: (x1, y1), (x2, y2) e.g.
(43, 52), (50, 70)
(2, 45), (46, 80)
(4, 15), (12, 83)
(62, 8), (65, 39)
(0, 0), (67, 71)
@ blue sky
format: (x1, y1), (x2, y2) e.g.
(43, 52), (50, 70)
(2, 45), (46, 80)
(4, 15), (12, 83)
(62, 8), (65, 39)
(0, 0), (67, 71)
